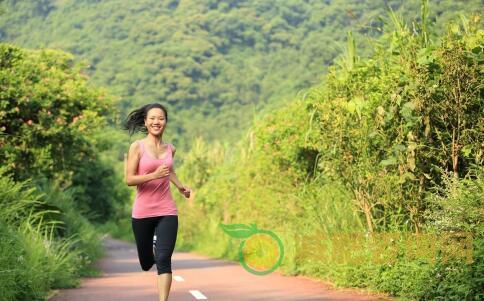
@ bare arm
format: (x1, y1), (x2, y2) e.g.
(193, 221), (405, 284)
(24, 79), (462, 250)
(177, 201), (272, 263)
(169, 145), (182, 188)
(169, 171), (183, 189)
(168, 144), (191, 198)
(125, 141), (167, 186)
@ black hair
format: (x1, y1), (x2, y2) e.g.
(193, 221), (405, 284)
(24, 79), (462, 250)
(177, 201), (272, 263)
(124, 103), (168, 136)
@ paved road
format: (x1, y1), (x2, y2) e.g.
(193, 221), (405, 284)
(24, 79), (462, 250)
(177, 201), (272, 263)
(50, 239), (389, 301)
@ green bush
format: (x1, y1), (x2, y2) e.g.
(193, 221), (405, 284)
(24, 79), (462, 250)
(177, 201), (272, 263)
(0, 170), (104, 300)
(0, 44), (111, 184)
(36, 179), (104, 276)
(0, 220), (24, 301)
(175, 9), (483, 300)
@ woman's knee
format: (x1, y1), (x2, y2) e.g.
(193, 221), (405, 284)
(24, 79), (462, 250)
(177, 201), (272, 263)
(156, 263), (172, 274)
(155, 249), (171, 263)
(137, 247), (155, 271)
(140, 261), (154, 271)
(155, 250), (172, 273)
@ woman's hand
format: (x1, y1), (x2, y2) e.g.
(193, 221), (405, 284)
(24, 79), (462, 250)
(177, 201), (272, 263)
(152, 164), (170, 179)
(177, 185), (191, 198)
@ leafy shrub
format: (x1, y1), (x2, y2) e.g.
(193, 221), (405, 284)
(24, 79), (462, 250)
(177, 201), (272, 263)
(176, 9), (483, 299)
(0, 169), (103, 300)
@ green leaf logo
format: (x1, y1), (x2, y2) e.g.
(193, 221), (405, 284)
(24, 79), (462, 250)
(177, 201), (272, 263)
(220, 222), (284, 276)
(220, 223), (257, 239)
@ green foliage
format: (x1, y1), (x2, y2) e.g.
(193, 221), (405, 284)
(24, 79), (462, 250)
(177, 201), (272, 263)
(0, 42), (119, 299)
(425, 166), (483, 235)
(0, 170), (103, 300)
(0, 43), (111, 183)
(0, 219), (24, 301)
(175, 11), (483, 299)
(1, 1), (481, 299)
(36, 179), (104, 273)
(177, 137), (226, 189)
(0, 43), (131, 222)
(301, 14), (483, 233)
(70, 154), (131, 221)
(1, 0), (481, 149)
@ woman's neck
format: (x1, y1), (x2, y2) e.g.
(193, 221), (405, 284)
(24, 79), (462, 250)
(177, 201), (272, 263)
(145, 134), (164, 148)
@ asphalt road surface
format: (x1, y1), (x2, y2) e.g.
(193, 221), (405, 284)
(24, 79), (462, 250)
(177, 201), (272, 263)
(49, 239), (389, 301)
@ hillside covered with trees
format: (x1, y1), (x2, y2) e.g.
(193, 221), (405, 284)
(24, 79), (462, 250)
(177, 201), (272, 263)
(1, 0), (480, 148)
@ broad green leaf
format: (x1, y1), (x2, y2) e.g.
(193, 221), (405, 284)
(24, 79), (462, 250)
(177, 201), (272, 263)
(380, 157), (397, 167)
(461, 145), (473, 157)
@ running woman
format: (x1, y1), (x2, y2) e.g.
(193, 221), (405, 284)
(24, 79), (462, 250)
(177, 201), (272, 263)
(124, 103), (191, 301)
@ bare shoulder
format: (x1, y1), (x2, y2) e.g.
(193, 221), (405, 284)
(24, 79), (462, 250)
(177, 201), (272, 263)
(128, 140), (141, 156)
(129, 140), (140, 150)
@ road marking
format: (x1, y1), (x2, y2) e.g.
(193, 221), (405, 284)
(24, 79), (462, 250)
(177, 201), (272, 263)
(189, 290), (207, 300)
(173, 275), (185, 282)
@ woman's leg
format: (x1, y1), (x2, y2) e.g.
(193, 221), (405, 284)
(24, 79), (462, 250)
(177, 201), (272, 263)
(132, 217), (158, 271)
(154, 215), (178, 301)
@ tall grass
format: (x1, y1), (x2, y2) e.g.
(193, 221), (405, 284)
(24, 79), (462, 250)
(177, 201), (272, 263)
(0, 169), (103, 300)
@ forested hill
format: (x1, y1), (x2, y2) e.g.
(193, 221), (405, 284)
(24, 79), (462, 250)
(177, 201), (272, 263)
(0, 0), (480, 147)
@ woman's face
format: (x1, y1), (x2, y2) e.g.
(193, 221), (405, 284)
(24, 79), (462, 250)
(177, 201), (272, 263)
(144, 108), (166, 136)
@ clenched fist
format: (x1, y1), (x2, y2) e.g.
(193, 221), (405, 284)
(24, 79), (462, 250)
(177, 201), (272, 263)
(152, 164), (170, 179)
(177, 185), (191, 198)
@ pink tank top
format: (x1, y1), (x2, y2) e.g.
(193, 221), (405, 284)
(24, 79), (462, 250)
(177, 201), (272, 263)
(132, 139), (178, 218)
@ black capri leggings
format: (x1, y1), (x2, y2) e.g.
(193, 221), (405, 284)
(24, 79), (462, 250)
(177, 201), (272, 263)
(132, 215), (178, 274)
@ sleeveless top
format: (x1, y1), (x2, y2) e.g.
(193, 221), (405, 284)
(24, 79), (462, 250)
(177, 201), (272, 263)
(132, 139), (178, 218)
